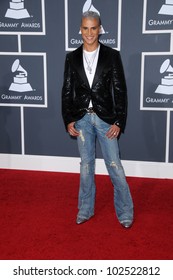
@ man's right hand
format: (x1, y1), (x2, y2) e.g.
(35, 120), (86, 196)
(67, 122), (80, 137)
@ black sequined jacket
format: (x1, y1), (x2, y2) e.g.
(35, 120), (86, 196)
(61, 43), (127, 132)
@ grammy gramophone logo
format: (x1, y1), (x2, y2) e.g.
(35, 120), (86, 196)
(158, 0), (173, 16)
(9, 59), (33, 92)
(5, 0), (30, 19)
(155, 59), (173, 95)
(79, 0), (105, 34)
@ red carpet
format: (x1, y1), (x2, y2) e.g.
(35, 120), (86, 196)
(0, 169), (173, 260)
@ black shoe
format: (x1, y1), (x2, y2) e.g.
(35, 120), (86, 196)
(120, 220), (133, 228)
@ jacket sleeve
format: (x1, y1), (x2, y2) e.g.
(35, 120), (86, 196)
(61, 54), (74, 130)
(112, 51), (127, 132)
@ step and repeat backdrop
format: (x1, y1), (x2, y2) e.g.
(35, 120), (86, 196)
(0, 0), (172, 178)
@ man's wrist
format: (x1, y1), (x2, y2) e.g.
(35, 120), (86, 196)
(114, 121), (120, 127)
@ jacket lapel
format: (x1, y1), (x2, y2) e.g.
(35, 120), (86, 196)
(92, 43), (106, 88)
(73, 45), (90, 88)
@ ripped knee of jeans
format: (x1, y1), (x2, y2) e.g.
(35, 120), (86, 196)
(110, 161), (118, 168)
(80, 160), (95, 175)
(109, 161), (126, 179)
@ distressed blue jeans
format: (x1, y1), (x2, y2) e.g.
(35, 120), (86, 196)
(75, 113), (134, 222)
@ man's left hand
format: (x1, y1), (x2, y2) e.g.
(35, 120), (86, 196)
(106, 124), (120, 139)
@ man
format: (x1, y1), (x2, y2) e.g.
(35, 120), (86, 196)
(62, 11), (134, 228)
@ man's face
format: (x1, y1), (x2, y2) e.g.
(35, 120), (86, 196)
(80, 17), (101, 48)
